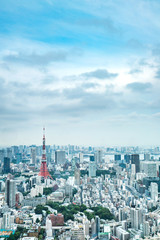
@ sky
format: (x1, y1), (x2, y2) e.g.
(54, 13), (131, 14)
(0, 0), (160, 146)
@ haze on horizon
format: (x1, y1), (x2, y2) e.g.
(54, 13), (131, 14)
(0, 0), (160, 146)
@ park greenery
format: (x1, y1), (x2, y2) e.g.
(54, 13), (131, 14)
(35, 205), (51, 215)
(46, 201), (115, 222)
(7, 227), (27, 240)
(80, 169), (116, 177)
(43, 187), (53, 195)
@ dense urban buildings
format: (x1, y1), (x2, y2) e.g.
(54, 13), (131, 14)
(0, 140), (160, 240)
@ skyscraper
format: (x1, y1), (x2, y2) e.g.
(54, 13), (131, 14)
(124, 154), (131, 164)
(130, 208), (143, 230)
(5, 179), (16, 208)
(16, 153), (22, 164)
(0, 149), (5, 164)
(150, 182), (158, 201)
(31, 147), (36, 165)
(143, 162), (157, 178)
(94, 150), (103, 165)
(7, 148), (12, 161)
(55, 150), (66, 165)
(3, 157), (10, 174)
(131, 154), (140, 173)
(114, 154), (121, 161)
(89, 156), (96, 177)
(75, 167), (80, 186)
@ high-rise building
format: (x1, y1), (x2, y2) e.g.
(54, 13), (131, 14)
(75, 167), (80, 186)
(12, 146), (19, 157)
(114, 154), (121, 161)
(130, 208), (143, 230)
(150, 182), (158, 201)
(95, 216), (100, 237)
(79, 153), (83, 163)
(143, 162), (157, 178)
(3, 157), (10, 174)
(143, 221), (150, 237)
(131, 154), (140, 173)
(124, 154), (130, 164)
(144, 153), (150, 161)
(31, 147), (36, 165)
(1, 212), (14, 230)
(94, 150), (103, 165)
(5, 179), (16, 208)
(89, 156), (96, 177)
(55, 150), (66, 165)
(0, 149), (5, 164)
(16, 153), (22, 164)
(7, 148), (12, 161)
(46, 218), (52, 237)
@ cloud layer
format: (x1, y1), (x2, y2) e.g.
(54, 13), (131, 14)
(0, 0), (160, 146)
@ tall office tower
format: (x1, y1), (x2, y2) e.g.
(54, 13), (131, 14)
(55, 150), (66, 165)
(19, 145), (24, 154)
(143, 221), (150, 237)
(131, 164), (136, 176)
(119, 208), (127, 222)
(5, 178), (16, 208)
(16, 153), (22, 164)
(7, 148), (12, 161)
(131, 154), (140, 173)
(2, 212), (14, 230)
(94, 150), (103, 165)
(95, 216), (100, 237)
(0, 149), (5, 164)
(89, 156), (96, 177)
(12, 146), (19, 157)
(130, 208), (143, 230)
(46, 218), (52, 237)
(114, 154), (121, 161)
(74, 167), (80, 186)
(31, 147), (36, 165)
(39, 128), (52, 179)
(3, 157), (10, 174)
(144, 153), (150, 161)
(124, 154), (131, 164)
(150, 182), (158, 201)
(79, 153), (83, 163)
(143, 162), (157, 177)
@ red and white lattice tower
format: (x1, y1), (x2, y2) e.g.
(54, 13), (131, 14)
(39, 127), (52, 179)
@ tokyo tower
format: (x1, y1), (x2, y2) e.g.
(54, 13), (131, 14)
(39, 127), (53, 179)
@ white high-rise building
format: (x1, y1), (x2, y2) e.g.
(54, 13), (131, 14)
(46, 218), (52, 237)
(75, 168), (80, 186)
(89, 156), (96, 177)
(144, 153), (150, 161)
(79, 153), (83, 163)
(30, 185), (43, 197)
(0, 149), (5, 164)
(31, 147), (36, 165)
(142, 162), (157, 177)
(1, 212), (15, 230)
(130, 208), (143, 230)
(143, 221), (150, 237)
(94, 150), (102, 165)
(7, 148), (12, 161)
(83, 217), (89, 236)
(55, 150), (66, 164)
(150, 182), (158, 202)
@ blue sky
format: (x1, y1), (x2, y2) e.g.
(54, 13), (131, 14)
(0, 0), (160, 146)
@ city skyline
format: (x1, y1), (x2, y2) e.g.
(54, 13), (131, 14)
(1, 0), (160, 146)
